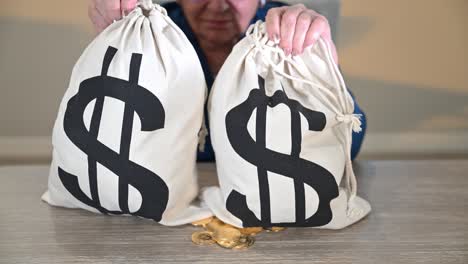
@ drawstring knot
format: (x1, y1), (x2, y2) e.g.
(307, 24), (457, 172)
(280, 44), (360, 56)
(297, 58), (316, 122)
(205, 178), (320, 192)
(137, 0), (167, 15)
(336, 114), (363, 133)
(138, 0), (154, 9)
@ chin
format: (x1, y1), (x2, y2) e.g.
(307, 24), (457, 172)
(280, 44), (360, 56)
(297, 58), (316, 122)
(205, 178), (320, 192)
(201, 32), (238, 46)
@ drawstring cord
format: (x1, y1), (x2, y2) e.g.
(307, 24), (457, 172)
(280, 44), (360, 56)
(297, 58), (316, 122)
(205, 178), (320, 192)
(137, 0), (167, 15)
(118, 0), (167, 20)
(247, 22), (342, 115)
(246, 21), (362, 217)
(138, 0), (154, 9)
(320, 31), (361, 214)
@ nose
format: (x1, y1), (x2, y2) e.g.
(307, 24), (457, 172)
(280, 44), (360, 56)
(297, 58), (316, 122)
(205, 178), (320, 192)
(206, 0), (230, 12)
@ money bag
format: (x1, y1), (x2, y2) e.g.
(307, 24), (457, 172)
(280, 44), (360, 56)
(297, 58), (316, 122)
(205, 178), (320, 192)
(203, 21), (371, 229)
(42, 0), (212, 226)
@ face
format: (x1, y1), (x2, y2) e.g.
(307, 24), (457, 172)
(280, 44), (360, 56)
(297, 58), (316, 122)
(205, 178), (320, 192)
(177, 0), (260, 47)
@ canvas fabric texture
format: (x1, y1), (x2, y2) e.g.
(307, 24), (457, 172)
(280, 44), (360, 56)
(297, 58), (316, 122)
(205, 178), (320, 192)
(203, 21), (371, 229)
(42, 1), (212, 226)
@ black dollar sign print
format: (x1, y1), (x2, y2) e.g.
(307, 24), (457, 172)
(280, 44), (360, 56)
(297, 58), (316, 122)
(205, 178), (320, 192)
(225, 76), (339, 227)
(58, 46), (169, 221)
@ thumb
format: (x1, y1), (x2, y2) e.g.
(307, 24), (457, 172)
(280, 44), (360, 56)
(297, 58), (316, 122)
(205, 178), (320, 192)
(121, 0), (138, 16)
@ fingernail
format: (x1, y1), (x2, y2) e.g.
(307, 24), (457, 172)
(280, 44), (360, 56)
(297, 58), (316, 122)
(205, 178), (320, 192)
(292, 50), (298, 57)
(285, 48), (291, 55)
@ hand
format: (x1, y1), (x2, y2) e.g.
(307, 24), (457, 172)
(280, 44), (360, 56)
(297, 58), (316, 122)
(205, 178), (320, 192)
(265, 4), (338, 63)
(88, 0), (138, 33)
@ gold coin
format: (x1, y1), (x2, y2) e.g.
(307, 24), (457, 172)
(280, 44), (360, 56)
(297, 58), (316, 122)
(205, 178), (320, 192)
(191, 231), (215, 246)
(239, 227), (263, 236)
(216, 239), (240, 249)
(213, 229), (242, 248)
(212, 225), (242, 249)
(265, 227), (286, 232)
(191, 216), (214, 227)
(214, 226), (242, 240)
(205, 218), (225, 231)
(233, 236), (255, 250)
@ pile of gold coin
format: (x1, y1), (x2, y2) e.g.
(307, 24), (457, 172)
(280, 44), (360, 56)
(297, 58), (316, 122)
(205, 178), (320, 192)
(191, 217), (285, 249)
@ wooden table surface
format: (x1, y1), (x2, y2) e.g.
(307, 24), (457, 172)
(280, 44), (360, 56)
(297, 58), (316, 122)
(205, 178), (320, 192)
(0, 160), (467, 264)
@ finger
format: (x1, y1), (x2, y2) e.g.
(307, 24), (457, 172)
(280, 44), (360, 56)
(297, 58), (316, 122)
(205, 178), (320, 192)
(102, 0), (122, 22)
(94, 0), (113, 25)
(291, 11), (313, 56)
(88, 4), (109, 33)
(303, 15), (329, 50)
(265, 6), (287, 42)
(121, 0), (137, 16)
(279, 4), (307, 55)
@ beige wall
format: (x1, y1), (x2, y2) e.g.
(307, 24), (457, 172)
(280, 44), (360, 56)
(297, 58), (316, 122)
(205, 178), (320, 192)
(0, 0), (467, 162)
(338, 0), (468, 157)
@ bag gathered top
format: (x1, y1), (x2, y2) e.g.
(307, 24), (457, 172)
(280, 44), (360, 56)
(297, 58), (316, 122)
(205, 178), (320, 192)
(42, 0), (212, 226)
(203, 21), (371, 229)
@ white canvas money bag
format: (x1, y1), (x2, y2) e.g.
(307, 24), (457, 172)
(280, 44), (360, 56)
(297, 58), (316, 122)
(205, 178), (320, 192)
(42, 0), (212, 226)
(203, 21), (371, 229)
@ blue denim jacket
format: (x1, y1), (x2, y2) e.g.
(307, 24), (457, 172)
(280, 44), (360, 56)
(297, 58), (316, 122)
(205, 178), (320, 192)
(162, 1), (366, 161)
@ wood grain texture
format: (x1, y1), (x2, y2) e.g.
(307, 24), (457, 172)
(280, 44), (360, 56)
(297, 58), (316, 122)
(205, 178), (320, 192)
(0, 160), (467, 264)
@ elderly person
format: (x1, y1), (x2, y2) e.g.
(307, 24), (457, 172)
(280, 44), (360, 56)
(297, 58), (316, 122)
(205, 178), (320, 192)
(88, 0), (367, 161)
